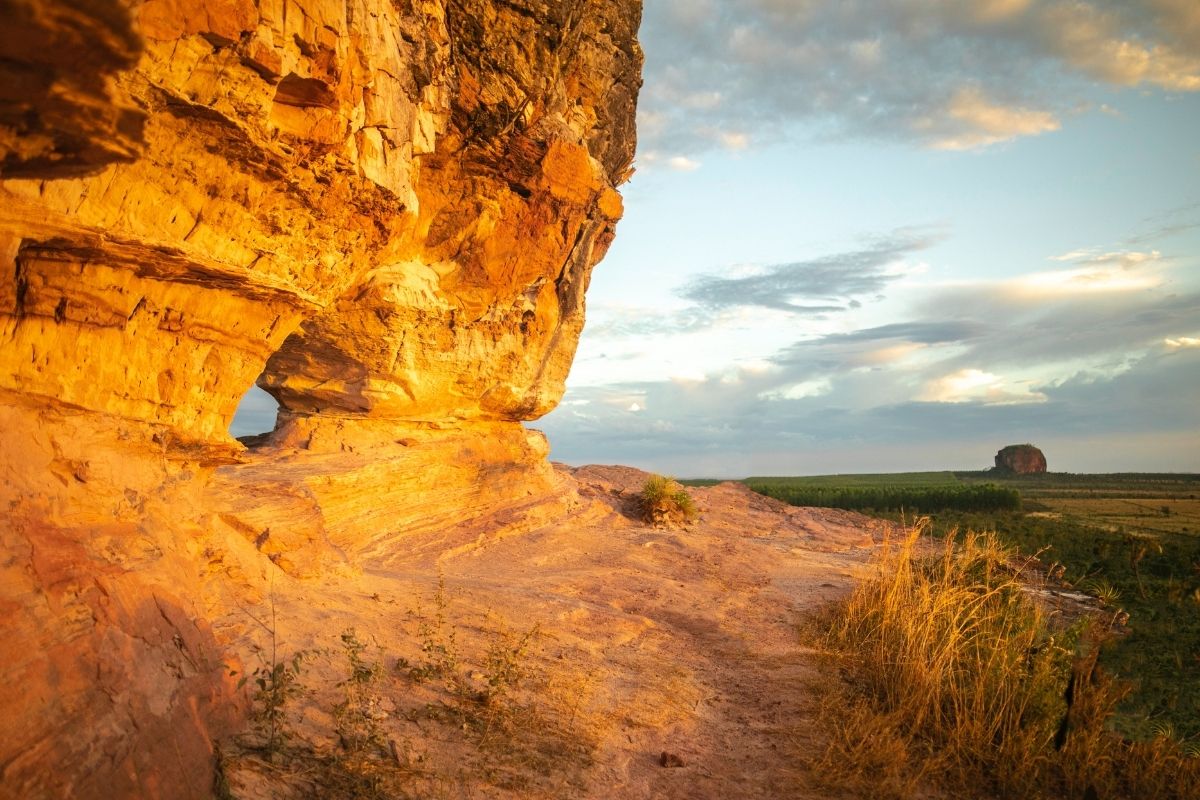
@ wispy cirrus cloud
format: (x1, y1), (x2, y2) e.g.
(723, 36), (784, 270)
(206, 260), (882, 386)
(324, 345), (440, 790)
(1125, 202), (1200, 245)
(778, 321), (988, 349)
(575, 229), (947, 352)
(679, 228), (943, 313)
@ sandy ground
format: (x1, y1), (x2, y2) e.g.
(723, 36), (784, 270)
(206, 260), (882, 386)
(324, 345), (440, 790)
(219, 465), (891, 799)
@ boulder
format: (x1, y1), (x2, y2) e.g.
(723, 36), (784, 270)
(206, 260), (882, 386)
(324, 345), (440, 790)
(994, 444), (1047, 475)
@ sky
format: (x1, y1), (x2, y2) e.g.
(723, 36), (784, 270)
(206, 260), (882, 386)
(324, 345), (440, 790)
(235, 0), (1200, 476)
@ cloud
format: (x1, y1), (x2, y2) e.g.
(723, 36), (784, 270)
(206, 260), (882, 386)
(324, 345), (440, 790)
(636, 151), (704, 172)
(759, 285), (1200, 403)
(639, 0), (1200, 157)
(759, 378), (833, 402)
(1125, 202), (1200, 245)
(680, 228), (943, 312)
(763, 320), (987, 382)
(1147, 0), (1200, 51)
(787, 320), (988, 347)
(1037, 0), (1200, 90)
(718, 131), (750, 150)
(541, 238), (1200, 475)
(537, 346), (1200, 475)
(667, 155), (701, 171)
(908, 282), (1200, 371)
(917, 368), (1048, 404)
(918, 86), (1061, 150)
(1010, 251), (1165, 296)
(582, 306), (721, 339)
(568, 230), (1197, 427)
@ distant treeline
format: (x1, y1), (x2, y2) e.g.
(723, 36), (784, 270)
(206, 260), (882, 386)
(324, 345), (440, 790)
(746, 482), (1021, 513)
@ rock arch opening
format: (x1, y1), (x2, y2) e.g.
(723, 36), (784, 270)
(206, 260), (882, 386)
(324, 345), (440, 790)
(229, 383), (279, 443)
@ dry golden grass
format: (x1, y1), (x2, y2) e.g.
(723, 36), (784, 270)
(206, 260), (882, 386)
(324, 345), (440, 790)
(814, 522), (1200, 800)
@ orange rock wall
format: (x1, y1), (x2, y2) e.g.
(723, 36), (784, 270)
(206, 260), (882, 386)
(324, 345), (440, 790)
(2, 0), (639, 441)
(0, 0), (641, 795)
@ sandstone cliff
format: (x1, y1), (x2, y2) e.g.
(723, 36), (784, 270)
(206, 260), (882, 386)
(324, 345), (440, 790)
(0, 0), (641, 796)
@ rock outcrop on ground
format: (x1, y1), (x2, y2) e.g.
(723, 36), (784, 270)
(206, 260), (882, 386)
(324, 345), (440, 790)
(994, 443), (1048, 475)
(0, 0), (642, 795)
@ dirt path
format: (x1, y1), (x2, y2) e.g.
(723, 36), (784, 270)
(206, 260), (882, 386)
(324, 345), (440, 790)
(220, 465), (886, 799)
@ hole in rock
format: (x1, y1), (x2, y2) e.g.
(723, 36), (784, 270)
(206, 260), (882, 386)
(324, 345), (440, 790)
(230, 384), (279, 445)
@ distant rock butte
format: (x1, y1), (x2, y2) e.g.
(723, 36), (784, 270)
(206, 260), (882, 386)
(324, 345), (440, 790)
(0, 0), (642, 796)
(994, 444), (1048, 475)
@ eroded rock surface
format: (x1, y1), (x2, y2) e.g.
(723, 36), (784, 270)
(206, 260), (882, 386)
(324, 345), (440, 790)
(2, 0), (639, 443)
(208, 466), (881, 800)
(0, 0), (641, 796)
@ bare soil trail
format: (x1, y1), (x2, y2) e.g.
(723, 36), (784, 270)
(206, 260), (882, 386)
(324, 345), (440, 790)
(219, 464), (887, 799)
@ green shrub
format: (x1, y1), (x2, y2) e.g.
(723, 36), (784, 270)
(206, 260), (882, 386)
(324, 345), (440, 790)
(671, 488), (696, 520)
(639, 475), (697, 526)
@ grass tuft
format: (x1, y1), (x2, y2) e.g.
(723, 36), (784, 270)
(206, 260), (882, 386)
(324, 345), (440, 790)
(640, 475), (698, 527)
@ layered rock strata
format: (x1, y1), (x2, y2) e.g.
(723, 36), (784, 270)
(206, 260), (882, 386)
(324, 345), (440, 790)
(0, 0), (641, 795)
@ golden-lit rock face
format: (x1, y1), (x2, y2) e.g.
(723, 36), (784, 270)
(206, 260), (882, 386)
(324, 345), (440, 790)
(1, 0), (638, 441)
(0, 0), (641, 795)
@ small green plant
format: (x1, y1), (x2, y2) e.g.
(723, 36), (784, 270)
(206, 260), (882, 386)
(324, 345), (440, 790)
(397, 577), (537, 734)
(334, 628), (386, 754)
(479, 625), (537, 705)
(641, 474), (671, 505)
(243, 650), (309, 757)
(473, 624), (541, 741)
(639, 474), (698, 526)
(1079, 577), (1122, 607)
(671, 487), (696, 519)
(399, 573), (461, 689)
(235, 591), (310, 758)
(319, 628), (406, 800)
